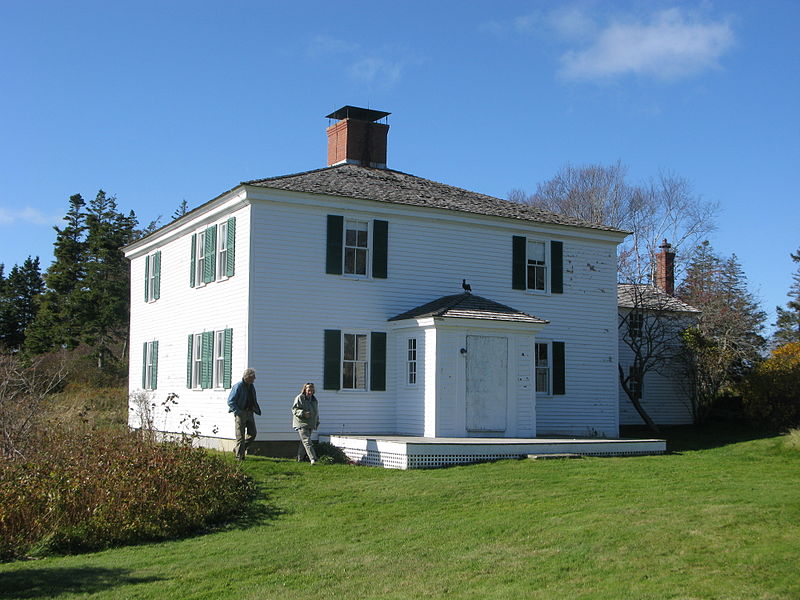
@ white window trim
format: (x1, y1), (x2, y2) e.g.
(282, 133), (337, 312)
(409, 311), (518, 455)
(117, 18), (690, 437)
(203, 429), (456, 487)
(343, 218), (372, 280)
(146, 253), (158, 302)
(216, 221), (229, 282)
(341, 331), (369, 391)
(526, 239), (550, 295)
(406, 337), (418, 386)
(534, 341), (551, 396)
(213, 329), (226, 389)
(191, 333), (203, 389)
(144, 341), (157, 390)
(195, 230), (207, 288)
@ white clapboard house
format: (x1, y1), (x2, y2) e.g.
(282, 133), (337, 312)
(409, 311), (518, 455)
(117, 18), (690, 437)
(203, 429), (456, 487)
(125, 106), (666, 467)
(618, 241), (700, 427)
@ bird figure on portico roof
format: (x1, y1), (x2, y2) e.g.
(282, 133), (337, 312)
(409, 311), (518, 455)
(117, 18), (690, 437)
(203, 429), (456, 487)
(462, 279), (472, 293)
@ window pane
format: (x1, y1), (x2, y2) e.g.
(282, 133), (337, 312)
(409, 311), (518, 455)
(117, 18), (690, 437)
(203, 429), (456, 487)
(343, 362), (354, 389)
(344, 248), (355, 274)
(355, 248), (367, 275)
(355, 362), (366, 389)
(528, 241), (545, 263)
(355, 334), (367, 360)
(356, 229), (368, 247)
(344, 334), (355, 360)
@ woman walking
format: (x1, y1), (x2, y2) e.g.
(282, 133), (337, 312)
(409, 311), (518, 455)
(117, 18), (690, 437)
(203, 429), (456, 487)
(292, 382), (319, 464)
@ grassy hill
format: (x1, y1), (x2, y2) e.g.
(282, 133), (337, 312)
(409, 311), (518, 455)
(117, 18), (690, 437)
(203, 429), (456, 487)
(1, 426), (798, 599)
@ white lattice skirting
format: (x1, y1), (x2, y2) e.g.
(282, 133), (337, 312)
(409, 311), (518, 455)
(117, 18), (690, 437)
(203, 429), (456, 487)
(322, 435), (666, 470)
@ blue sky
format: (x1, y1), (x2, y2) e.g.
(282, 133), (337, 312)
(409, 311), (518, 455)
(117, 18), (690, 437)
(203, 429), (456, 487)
(1, 1), (798, 331)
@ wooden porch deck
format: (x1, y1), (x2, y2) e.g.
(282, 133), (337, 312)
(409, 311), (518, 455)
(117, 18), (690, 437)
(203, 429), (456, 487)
(320, 434), (666, 469)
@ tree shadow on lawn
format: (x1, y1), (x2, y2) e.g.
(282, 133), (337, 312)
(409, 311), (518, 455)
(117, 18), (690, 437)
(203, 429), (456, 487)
(621, 421), (778, 453)
(0, 567), (165, 599)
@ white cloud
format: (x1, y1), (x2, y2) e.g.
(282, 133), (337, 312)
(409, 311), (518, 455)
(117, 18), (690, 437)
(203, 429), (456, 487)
(549, 7), (595, 40)
(0, 206), (58, 226)
(347, 57), (403, 88)
(559, 8), (734, 81)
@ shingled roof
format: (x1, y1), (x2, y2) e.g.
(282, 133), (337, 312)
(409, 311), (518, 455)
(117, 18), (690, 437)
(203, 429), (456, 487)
(617, 284), (701, 313)
(244, 163), (627, 233)
(388, 293), (548, 324)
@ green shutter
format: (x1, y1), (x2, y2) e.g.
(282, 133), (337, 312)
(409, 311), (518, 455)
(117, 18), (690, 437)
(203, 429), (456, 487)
(323, 329), (341, 390)
(512, 236), (526, 290)
(190, 234), (197, 287)
(326, 215), (344, 275)
(551, 241), (563, 294)
(223, 328), (233, 389)
(370, 331), (387, 391)
(187, 334), (194, 388)
(553, 341), (565, 395)
(201, 331), (213, 389)
(226, 217), (236, 277)
(152, 340), (158, 390)
(204, 225), (217, 283)
(153, 251), (161, 300)
(142, 341), (147, 388)
(144, 256), (150, 302)
(372, 219), (388, 279)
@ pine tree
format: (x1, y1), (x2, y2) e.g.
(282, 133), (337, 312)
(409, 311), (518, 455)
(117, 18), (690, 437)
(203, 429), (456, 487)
(24, 194), (87, 354)
(0, 257), (45, 350)
(173, 199), (189, 220)
(81, 190), (138, 369)
(678, 242), (766, 421)
(774, 248), (800, 346)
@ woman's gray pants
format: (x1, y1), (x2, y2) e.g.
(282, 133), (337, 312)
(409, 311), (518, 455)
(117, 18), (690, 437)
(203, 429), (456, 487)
(295, 426), (317, 461)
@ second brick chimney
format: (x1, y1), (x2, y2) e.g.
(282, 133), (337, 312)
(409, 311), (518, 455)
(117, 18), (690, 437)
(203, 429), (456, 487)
(326, 106), (390, 169)
(655, 239), (676, 296)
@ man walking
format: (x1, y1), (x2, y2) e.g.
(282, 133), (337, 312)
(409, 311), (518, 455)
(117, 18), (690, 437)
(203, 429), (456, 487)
(227, 368), (261, 460)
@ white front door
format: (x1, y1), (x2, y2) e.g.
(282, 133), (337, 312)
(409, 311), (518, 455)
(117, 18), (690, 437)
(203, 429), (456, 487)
(465, 335), (508, 433)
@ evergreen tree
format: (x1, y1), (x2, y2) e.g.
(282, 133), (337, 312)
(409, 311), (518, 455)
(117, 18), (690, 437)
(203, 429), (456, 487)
(0, 257), (45, 350)
(172, 199), (189, 220)
(25, 194), (87, 354)
(81, 190), (139, 369)
(678, 242), (766, 421)
(774, 248), (800, 346)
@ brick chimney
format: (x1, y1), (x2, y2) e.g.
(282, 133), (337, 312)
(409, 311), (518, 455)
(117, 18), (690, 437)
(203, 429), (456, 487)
(655, 239), (676, 296)
(326, 106), (390, 169)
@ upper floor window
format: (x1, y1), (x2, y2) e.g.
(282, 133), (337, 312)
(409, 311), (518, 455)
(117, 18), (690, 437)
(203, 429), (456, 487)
(144, 251), (161, 302)
(326, 215), (388, 279)
(628, 311), (644, 339)
(527, 241), (547, 291)
(407, 338), (418, 385)
(344, 219), (369, 276)
(190, 217), (236, 287)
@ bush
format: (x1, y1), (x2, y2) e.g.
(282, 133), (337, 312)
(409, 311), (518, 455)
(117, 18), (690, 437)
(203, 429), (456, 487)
(740, 342), (800, 430)
(0, 426), (257, 561)
(315, 441), (351, 465)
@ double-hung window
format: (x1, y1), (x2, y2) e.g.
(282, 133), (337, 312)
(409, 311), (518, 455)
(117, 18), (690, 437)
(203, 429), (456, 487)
(188, 329), (233, 390)
(142, 340), (158, 390)
(628, 311), (644, 339)
(194, 231), (207, 287)
(535, 342), (549, 394)
(344, 220), (369, 276)
(144, 251), (161, 302)
(342, 333), (368, 390)
(628, 365), (642, 400)
(527, 241), (547, 291)
(407, 338), (418, 385)
(216, 221), (229, 279)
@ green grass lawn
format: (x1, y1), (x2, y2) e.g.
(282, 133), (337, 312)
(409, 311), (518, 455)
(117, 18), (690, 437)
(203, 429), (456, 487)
(1, 427), (799, 600)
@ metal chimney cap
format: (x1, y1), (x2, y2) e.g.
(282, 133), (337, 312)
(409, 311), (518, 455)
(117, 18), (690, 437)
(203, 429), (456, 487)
(326, 105), (390, 122)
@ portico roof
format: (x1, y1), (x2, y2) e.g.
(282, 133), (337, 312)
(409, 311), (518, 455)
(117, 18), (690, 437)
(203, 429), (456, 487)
(388, 293), (548, 324)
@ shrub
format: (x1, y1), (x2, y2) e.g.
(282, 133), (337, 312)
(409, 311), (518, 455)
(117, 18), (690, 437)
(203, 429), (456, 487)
(740, 342), (800, 430)
(0, 426), (257, 561)
(315, 441), (351, 465)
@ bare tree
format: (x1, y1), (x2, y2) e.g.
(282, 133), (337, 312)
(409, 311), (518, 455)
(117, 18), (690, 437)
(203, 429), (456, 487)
(511, 162), (719, 284)
(0, 350), (70, 459)
(511, 163), (716, 431)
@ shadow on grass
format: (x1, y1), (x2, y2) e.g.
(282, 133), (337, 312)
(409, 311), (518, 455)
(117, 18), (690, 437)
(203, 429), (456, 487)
(0, 567), (165, 599)
(621, 421), (777, 453)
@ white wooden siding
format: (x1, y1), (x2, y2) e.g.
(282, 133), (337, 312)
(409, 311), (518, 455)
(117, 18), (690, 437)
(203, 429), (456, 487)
(127, 201), (251, 439)
(128, 186), (624, 441)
